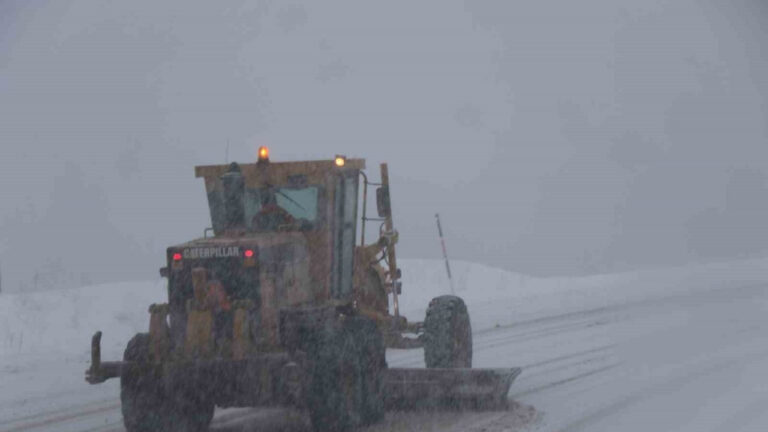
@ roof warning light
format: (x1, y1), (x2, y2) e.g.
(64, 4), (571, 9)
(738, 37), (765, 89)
(258, 146), (270, 162)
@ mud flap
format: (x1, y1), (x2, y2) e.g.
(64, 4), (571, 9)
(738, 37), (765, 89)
(383, 367), (521, 410)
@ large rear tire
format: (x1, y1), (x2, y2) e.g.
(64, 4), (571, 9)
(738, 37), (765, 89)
(306, 315), (385, 431)
(121, 333), (168, 432)
(423, 295), (472, 368)
(120, 333), (214, 432)
(355, 317), (386, 425)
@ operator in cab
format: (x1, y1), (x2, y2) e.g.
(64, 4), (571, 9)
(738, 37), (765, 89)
(252, 189), (295, 231)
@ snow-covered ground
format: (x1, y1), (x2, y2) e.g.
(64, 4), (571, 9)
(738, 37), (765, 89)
(2, 258), (768, 431)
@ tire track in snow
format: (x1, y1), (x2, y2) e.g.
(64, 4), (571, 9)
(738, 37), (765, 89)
(554, 347), (768, 431)
(0, 400), (281, 432)
(0, 400), (118, 430)
(474, 318), (614, 351)
(519, 344), (615, 370)
(515, 354), (617, 384)
(0, 402), (120, 432)
(510, 363), (623, 399)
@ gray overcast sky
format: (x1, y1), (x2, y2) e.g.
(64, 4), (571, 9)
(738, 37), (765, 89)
(1, 0), (767, 292)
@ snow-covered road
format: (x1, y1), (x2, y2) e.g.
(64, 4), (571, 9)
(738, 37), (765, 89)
(512, 282), (768, 431)
(2, 259), (768, 431)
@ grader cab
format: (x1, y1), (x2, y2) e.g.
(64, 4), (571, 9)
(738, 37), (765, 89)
(86, 148), (520, 432)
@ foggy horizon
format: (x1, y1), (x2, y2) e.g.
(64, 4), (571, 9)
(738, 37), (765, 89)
(1, 0), (767, 293)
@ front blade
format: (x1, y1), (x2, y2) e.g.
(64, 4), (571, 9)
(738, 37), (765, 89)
(383, 367), (522, 410)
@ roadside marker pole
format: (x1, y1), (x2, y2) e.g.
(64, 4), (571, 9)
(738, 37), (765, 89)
(435, 213), (455, 295)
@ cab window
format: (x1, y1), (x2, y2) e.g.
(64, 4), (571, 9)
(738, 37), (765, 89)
(244, 186), (321, 231)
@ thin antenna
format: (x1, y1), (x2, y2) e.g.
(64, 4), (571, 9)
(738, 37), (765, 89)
(225, 139), (230, 164)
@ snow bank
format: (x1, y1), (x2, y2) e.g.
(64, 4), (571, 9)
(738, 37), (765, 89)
(399, 258), (768, 333)
(0, 280), (166, 361)
(2, 258), (767, 362)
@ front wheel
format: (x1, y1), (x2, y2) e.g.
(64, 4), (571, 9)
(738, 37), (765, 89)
(121, 333), (168, 432)
(305, 315), (385, 431)
(423, 295), (473, 368)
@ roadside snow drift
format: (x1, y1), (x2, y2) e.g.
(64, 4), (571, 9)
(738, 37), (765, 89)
(3, 258), (767, 362)
(1, 280), (166, 360)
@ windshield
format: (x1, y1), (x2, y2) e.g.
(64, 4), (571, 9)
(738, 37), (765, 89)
(244, 186), (321, 231)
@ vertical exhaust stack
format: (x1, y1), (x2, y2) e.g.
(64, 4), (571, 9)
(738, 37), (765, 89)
(221, 162), (245, 230)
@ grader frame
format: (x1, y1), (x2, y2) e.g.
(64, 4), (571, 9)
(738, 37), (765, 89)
(85, 150), (520, 431)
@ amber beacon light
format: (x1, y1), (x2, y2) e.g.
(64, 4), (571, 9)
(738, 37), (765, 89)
(258, 146), (270, 162)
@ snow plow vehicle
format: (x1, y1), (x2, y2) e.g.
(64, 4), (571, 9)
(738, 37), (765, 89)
(85, 148), (521, 431)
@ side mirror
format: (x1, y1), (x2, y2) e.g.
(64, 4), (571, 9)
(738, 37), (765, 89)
(376, 186), (391, 218)
(393, 281), (402, 295)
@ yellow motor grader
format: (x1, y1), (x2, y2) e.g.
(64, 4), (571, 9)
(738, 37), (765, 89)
(85, 148), (520, 431)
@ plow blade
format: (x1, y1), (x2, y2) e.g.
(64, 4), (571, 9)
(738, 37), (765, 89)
(383, 367), (522, 410)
